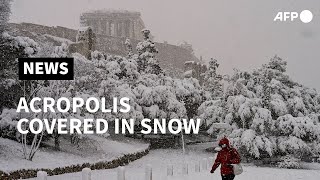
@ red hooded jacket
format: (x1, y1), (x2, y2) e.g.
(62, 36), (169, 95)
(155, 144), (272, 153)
(211, 137), (241, 175)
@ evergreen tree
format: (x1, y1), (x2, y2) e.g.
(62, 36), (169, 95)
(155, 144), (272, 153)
(125, 38), (134, 58)
(203, 58), (223, 100)
(136, 29), (162, 75)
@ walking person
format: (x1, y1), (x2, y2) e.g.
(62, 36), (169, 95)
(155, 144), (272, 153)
(210, 137), (241, 180)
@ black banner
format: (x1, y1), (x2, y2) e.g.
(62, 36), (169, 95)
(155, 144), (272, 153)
(18, 58), (74, 80)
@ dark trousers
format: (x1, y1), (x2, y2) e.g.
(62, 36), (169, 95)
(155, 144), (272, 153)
(221, 174), (235, 180)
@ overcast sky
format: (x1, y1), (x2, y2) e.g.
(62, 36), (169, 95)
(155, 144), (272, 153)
(10, 0), (320, 90)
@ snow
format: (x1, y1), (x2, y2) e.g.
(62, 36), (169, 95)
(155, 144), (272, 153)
(183, 70), (193, 77)
(25, 143), (320, 180)
(0, 137), (149, 173)
(52, 42), (68, 57)
(3, 32), (40, 56)
(184, 61), (194, 64)
(78, 26), (91, 32)
(270, 98), (288, 116)
(278, 136), (309, 153)
(44, 34), (73, 44)
(1, 20), (320, 180)
(0, 108), (18, 129)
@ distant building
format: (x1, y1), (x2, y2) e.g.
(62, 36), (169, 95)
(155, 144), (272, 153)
(9, 10), (201, 78)
(80, 9), (145, 40)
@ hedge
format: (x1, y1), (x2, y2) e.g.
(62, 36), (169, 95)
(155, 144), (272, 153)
(0, 146), (150, 179)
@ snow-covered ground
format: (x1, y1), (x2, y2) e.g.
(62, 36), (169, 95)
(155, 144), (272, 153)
(27, 143), (320, 180)
(0, 136), (148, 173)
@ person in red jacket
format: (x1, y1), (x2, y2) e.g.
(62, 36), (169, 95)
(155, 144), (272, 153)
(210, 137), (241, 180)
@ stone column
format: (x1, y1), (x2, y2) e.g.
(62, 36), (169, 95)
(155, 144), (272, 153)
(127, 20), (132, 38)
(106, 21), (110, 36)
(115, 21), (119, 37)
(125, 21), (130, 37)
(110, 21), (115, 36)
(96, 20), (102, 34)
(131, 20), (135, 39)
(101, 19), (106, 35)
(117, 21), (122, 37)
(121, 21), (126, 37)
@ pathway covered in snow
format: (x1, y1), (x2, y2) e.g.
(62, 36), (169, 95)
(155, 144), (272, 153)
(28, 143), (320, 180)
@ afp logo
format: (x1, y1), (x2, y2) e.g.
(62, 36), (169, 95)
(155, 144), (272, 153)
(18, 58), (74, 80)
(274, 10), (313, 23)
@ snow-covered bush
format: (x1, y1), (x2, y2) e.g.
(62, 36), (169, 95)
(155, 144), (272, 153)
(277, 136), (311, 157)
(199, 56), (320, 161)
(133, 77), (187, 121)
(229, 129), (275, 158)
(0, 108), (19, 140)
(174, 77), (203, 118)
(273, 115), (320, 141)
(3, 32), (40, 56)
(52, 42), (69, 57)
(198, 100), (224, 128)
(277, 155), (301, 169)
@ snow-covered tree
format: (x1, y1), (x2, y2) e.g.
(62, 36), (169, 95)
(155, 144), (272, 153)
(203, 58), (223, 100)
(278, 155), (301, 169)
(136, 29), (162, 75)
(52, 42), (69, 58)
(0, 33), (40, 110)
(0, 0), (11, 34)
(174, 77), (203, 118)
(178, 41), (194, 55)
(125, 38), (134, 58)
(200, 55), (320, 161)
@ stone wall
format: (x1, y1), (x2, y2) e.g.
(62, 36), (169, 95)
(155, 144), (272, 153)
(9, 23), (200, 78)
(9, 23), (78, 42)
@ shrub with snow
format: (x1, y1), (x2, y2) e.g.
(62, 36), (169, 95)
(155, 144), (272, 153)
(200, 56), (320, 161)
(277, 155), (301, 169)
(0, 108), (19, 140)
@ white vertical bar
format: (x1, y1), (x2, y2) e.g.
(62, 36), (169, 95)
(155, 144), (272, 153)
(201, 158), (207, 170)
(182, 163), (188, 175)
(195, 161), (200, 172)
(167, 164), (173, 176)
(145, 164), (152, 180)
(208, 157), (214, 169)
(82, 168), (91, 180)
(37, 171), (47, 180)
(117, 166), (125, 180)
